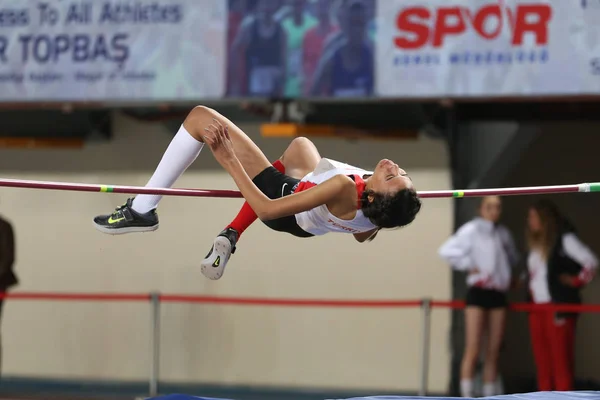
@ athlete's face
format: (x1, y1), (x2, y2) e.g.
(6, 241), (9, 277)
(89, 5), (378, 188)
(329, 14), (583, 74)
(257, 0), (280, 20)
(368, 159), (412, 197)
(292, 0), (306, 16)
(316, 0), (330, 21)
(479, 196), (502, 223)
(528, 208), (542, 233)
(346, 3), (367, 45)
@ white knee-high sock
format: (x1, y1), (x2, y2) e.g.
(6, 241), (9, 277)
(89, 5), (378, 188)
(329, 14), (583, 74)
(132, 125), (204, 214)
(460, 379), (473, 398)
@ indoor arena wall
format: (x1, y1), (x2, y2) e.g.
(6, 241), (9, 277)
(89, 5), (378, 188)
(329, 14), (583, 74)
(0, 112), (453, 393)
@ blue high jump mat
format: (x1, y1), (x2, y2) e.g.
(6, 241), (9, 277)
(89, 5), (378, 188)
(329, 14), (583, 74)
(148, 392), (600, 400)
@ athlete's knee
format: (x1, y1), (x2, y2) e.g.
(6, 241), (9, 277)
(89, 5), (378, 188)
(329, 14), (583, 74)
(283, 136), (315, 158)
(289, 136), (314, 150)
(189, 105), (217, 121)
(184, 106), (218, 140)
(485, 347), (500, 363)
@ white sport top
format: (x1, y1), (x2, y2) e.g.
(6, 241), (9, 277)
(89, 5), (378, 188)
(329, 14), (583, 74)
(293, 158), (378, 236)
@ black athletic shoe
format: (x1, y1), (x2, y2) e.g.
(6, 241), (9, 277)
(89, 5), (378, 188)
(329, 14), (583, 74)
(200, 227), (239, 280)
(93, 198), (159, 235)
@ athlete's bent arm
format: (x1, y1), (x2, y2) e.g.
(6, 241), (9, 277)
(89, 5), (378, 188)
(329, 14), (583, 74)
(227, 158), (352, 220)
(204, 121), (353, 221)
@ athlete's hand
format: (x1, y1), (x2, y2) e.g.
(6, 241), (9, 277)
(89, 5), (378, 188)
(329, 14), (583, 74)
(203, 118), (236, 165)
(469, 267), (480, 275)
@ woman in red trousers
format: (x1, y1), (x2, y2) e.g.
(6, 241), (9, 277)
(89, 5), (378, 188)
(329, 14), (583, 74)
(526, 200), (598, 391)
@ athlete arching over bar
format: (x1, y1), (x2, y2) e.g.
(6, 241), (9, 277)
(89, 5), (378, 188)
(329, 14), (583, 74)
(93, 106), (421, 279)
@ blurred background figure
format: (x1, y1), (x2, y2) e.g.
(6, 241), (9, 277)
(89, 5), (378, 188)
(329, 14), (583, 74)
(439, 196), (520, 398)
(319, 0), (352, 58)
(0, 208), (18, 376)
(226, 0), (248, 96)
(310, 0), (374, 97)
(525, 200), (598, 392)
(280, 0), (318, 97)
(228, 0), (286, 97)
(302, 0), (339, 95)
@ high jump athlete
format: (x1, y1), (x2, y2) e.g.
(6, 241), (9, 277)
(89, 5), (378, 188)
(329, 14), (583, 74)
(93, 106), (421, 279)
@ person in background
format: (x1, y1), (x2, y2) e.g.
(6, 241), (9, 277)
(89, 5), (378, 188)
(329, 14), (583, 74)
(364, 0), (376, 41)
(310, 0), (374, 97)
(280, 0), (318, 97)
(0, 211), (18, 375)
(302, 0), (338, 95)
(229, 0), (286, 97)
(226, 0), (248, 96)
(438, 196), (520, 398)
(320, 0), (351, 57)
(274, 0), (291, 21)
(525, 200), (598, 392)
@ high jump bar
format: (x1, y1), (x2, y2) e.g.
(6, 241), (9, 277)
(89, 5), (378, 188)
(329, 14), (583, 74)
(0, 178), (598, 199)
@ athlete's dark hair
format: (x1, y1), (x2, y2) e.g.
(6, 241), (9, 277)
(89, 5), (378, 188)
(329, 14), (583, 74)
(360, 188), (422, 229)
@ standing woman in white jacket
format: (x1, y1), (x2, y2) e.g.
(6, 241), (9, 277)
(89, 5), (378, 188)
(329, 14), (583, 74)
(438, 196), (520, 398)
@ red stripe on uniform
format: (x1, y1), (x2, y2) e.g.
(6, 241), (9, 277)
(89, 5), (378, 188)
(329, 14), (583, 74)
(353, 174), (367, 209)
(295, 175), (367, 210)
(294, 180), (317, 193)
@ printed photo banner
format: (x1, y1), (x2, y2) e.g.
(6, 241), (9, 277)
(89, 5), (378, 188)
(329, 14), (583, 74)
(376, 0), (600, 97)
(224, 0), (376, 99)
(0, 0), (226, 101)
(1, 0), (599, 102)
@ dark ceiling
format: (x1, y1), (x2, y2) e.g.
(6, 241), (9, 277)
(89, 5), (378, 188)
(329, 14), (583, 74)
(0, 99), (599, 140)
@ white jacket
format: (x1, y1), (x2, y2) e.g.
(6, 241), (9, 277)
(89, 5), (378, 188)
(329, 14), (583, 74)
(439, 218), (520, 292)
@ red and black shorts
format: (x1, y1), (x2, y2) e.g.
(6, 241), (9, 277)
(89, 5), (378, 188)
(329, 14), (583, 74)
(252, 166), (314, 238)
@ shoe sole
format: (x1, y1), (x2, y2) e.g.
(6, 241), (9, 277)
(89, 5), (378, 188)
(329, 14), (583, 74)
(93, 222), (159, 235)
(200, 236), (231, 280)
